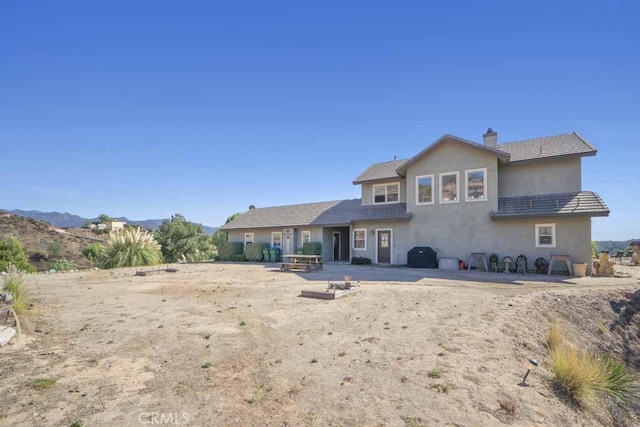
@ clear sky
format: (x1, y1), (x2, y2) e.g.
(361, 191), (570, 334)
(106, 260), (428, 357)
(1, 1), (638, 240)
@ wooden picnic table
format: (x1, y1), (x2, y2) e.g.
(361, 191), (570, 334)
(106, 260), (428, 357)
(280, 254), (323, 272)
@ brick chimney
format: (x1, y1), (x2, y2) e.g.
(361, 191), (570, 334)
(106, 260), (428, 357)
(483, 127), (497, 148)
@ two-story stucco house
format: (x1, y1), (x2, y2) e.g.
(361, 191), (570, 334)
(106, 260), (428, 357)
(222, 130), (609, 271)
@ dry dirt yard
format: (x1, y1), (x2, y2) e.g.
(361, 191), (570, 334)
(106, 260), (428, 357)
(1, 263), (639, 427)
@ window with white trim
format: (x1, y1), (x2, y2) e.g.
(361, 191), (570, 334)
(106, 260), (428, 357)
(373, 183), (399, 204)
(465, 168), (487, 202)
(244, 233), (254, 245)
(416, 174), (434, 205)
(301, 230), (311, 245)
(271, 232), (282, 249)
(353, 229), (366, 250)
(439, 171), (459, 203)
(535, 223), (556, 248)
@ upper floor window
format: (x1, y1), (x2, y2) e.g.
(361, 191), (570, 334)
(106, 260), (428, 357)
(416, 174), (434, 205)
(535, 223), (556, 248)
(373, 183), (399, 204)
(439, 171), (459, 204)
(465, 168), (487, 202)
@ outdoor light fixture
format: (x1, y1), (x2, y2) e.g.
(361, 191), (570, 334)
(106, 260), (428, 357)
(518, 358), (539, 387)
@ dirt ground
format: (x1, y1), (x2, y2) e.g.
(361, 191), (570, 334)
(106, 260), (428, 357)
(1, 263), (639, 427)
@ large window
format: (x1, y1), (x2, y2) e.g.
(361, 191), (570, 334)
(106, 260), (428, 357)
(353, 229), (367, 250)
(271, 232), (282, 249)
(465, 168), (487, 202)
(416, 174), (434, 205)
(535, 223), (556, 248)
(439, 171), (459, 204)
(301, 230), (311, 245)
(373, 183), (400, 204)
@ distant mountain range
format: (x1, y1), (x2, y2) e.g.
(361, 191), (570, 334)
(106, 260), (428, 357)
(3, 209), (218, 235)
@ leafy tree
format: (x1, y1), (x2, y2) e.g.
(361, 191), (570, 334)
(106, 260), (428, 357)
(0, 237), (34, 272)
(98, 214), (113, 224)
(212, 212), (241, 255)
(98, 227), (163, 268)
(591, 241), (599, 258)
(154, 214), (214, 263)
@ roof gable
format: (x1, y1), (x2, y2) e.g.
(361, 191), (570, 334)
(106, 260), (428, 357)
(396, 134), (510, 177)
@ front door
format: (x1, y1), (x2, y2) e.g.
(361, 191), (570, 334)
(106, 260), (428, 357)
(377, 230), (391, 264)
(333, 232), (341, 261)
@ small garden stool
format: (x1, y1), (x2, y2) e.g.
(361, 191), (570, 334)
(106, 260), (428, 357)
(502, 256), (513, 273)
(548, 255), (573, 276)
(467, 252), (489, 272)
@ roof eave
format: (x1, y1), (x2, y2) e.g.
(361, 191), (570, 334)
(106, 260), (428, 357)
(490, 210), (610, 220)
(353, 177), (400, 185)
(508, 150), (597, 166)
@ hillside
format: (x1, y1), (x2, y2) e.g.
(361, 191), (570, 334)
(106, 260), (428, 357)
(4, 209), (217, 234)
(0, 213), (96, 271)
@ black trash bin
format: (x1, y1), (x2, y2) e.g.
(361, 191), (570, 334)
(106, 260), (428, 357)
(407, 247), (437, 268)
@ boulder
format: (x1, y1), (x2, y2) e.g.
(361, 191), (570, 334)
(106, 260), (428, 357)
(0, 327), (16, 346)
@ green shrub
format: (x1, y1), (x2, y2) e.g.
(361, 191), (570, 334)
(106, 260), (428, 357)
(51, 259), (75, 271)
(98, 227), (163, 269)
(2, 264), (27, 314)
(351, 257), (372, 265)
(230, 254), (247, 262)
(218, 242), (244, 261)
(245, 242), (269, 261)
(82, 243), (101, 262)
(302, 241), (322, 255)
(0, 237), (34, 272)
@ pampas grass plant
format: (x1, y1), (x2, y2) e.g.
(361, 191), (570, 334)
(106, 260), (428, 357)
(98, 227), (163, 269)
(2, 264), (27, 314)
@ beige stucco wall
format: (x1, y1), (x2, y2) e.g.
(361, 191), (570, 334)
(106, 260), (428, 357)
(349, 220), (412, 265)
(498, 158), (582, 196)
(348, 216), (591, 269)
(360, 177), (407, 205)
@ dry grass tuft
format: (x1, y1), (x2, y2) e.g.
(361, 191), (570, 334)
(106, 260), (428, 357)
(545, 319), (565, 352)
(498, 398), (519, 414)
(547, 322), (640, 408)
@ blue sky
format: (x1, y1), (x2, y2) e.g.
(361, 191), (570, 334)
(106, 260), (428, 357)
(1, 1), (638, 240)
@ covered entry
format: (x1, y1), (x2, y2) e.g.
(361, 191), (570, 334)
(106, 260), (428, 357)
(322, 226), (350, 262)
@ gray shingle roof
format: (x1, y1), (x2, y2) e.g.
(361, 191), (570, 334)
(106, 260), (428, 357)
(354, 132), (597, 183)
(222, 199), (412, 230)
(497, 132), (596, 163)
(490, 191), (609, 219)
(352, 159), (408, 184)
